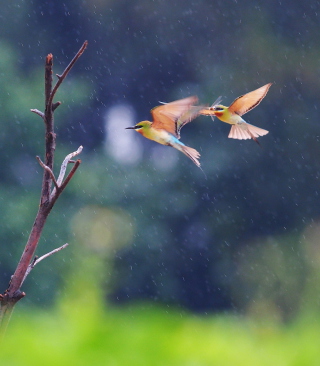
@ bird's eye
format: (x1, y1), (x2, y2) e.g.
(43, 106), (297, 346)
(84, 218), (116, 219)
(214, 106), (224, 111)
(134, 125), (142, 129)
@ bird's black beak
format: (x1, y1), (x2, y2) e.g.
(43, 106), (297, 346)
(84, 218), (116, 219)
(125, 126), (135, 129)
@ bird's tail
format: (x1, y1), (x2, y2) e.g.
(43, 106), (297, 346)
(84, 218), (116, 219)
(181, 145), (201, 168)
(228, 123), (269, 144)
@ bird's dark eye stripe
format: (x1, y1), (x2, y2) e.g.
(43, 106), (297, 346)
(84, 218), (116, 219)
(134, 125), (142, 129)
(214, 107), (224, 111)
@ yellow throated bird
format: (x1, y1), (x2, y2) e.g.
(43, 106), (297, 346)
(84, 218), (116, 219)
(126, 96), (204, 167)
(200, 83), (272, 144)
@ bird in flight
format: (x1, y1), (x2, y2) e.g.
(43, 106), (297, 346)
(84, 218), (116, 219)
(200, 83), (272, 144)
(126, 96), (204, 167)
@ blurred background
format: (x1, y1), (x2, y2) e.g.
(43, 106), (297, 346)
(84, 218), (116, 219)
(1, 0), (320, 364)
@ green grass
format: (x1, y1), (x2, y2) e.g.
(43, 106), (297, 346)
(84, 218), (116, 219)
(2, 299), (320, 366)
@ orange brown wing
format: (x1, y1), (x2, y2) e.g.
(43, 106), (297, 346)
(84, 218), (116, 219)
(228, 83), (272, 116)
(151, 96), (199, 138)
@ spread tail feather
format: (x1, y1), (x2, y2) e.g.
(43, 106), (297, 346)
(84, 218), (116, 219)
(181, 145), (201, 168)
(228, 123), (269, 141)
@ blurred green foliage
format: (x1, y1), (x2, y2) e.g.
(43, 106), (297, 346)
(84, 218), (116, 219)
(1, 0), (320, 342)
(2, 295), (320, 365)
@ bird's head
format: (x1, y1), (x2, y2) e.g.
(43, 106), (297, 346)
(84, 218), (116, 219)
(209, 104), (227, 117)
(199, 96), (226, 119)
(125, 121), (152, 135)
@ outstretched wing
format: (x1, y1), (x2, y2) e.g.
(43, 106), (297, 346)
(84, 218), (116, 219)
(151, 96), (199, 138)
(228, 83), (272, 116)
(175, 104), (205, 138)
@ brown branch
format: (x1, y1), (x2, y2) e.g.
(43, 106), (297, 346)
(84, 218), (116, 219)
(36, 156), (59, 190)
(50, 160), (81, 204)
(42, 53), (55, 205)
(52, 101), (61, 111)
(48, 41), (88, 108)
(59, 160), (81, 194)
(41, 41), (88, 206)
(1, 41), (87, 318)
(5, 206), (52, 298)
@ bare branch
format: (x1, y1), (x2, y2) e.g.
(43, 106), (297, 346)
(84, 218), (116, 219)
(56, 145), (83, 187)
(52, 101), (61, 111)
(21, 244), (69, 287)
(34, 243), (69, 265)
(42, 53), (55, 204)
(30, 109), (45, 119)
(58, 159), (81, 194)
(36, 156), (59, 190)
(48, 41), (88, 108)
(45, 54), (53, 110)
(50, 145), (83, 200)
(41, 42), (88, 206)
(1, 42), (87, 311)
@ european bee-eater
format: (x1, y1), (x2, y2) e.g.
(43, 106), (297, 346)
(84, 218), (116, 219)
(126, 96), (203, 167)
(200, 83), (272, 144)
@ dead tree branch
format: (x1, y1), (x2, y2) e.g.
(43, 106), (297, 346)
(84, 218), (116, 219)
(36, 156), (59, 190)
(21, 243), (69, 287)
(0, 41), (88, 336)
(51, 145), (83, 199)
(30, 109), (45, 119)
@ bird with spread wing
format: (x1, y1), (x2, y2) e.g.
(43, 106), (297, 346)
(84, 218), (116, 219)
(200, 83), (272, 144)
(126, 96), (204, 167)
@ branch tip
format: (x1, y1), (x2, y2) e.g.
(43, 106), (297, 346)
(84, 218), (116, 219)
(33, 243), (69, 268)
(20, 244), (69, 287)
(13, 291), (26, 301)
(30, 109), (45, 119)
(52, 102), (61, 111)
(46, 54), (53, 64)
(48, 42), (88, 108)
